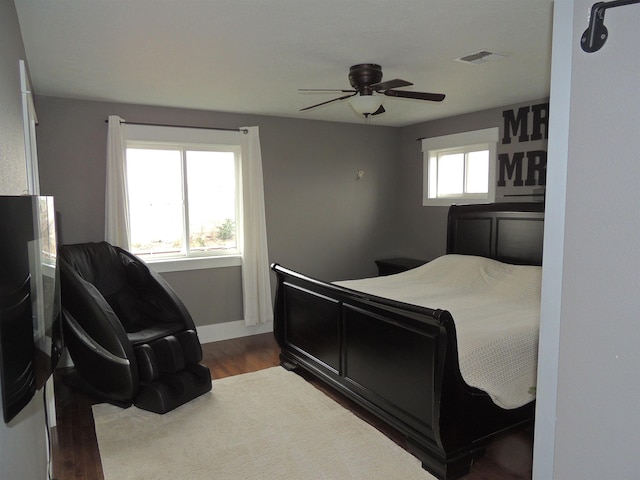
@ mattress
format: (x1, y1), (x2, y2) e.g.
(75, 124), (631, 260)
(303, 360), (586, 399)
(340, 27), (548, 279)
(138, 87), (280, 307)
(334, 254), (541, 409)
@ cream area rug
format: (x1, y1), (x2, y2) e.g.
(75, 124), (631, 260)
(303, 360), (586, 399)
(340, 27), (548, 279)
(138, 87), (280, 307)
(92, 366), (436, 480)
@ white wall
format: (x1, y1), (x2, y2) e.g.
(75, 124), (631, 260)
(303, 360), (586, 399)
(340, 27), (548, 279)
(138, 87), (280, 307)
(534, 0), (640, 478)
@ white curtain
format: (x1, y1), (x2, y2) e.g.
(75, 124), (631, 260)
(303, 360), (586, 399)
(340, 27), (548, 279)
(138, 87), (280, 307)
(105, 115), (130, 249)
(240, 126), (273, 326)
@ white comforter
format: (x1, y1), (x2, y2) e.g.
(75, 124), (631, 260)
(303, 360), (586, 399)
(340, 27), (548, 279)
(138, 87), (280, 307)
(334, 254), (541, 409)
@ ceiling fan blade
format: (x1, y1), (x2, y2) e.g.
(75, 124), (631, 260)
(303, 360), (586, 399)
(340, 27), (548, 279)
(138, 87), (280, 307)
(299, 88), (357, 93)
(299, 92), (357, 111)
(371, 105), (386, 116)
(384, 90), (446, 102)
(371, 78), (413, 91)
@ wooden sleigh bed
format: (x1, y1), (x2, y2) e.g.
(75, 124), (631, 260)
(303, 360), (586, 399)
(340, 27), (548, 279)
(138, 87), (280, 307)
(271, 202), (544, 479)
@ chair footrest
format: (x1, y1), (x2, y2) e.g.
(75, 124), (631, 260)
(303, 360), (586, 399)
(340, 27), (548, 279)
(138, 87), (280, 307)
(134, 364), (212, 414)
(134, 330), (202, 383)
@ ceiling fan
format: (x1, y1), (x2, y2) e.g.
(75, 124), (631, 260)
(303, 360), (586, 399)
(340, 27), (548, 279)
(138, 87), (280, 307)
(299, 63), (445, 117)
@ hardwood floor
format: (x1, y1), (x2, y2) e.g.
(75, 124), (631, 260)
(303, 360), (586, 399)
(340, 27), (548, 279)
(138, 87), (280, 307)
(51, 333), (533, 480)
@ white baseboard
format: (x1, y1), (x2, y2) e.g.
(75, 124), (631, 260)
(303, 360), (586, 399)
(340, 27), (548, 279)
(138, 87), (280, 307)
(196, 320), (274, 345)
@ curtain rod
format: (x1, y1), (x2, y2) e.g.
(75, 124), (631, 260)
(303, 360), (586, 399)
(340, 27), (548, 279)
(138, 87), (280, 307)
(105, 119), (248, 134)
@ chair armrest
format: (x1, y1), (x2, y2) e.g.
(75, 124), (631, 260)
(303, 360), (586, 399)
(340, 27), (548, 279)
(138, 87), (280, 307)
(64, 311), (130, 365)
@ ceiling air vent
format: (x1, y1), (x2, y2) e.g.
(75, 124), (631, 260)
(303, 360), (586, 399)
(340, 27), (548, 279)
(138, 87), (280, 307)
(455, 50), (505, 65)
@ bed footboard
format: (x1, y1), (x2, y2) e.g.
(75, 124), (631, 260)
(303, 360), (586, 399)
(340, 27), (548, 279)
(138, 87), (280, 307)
(271, 203), (541, 478)
(272, 263), (534, 479)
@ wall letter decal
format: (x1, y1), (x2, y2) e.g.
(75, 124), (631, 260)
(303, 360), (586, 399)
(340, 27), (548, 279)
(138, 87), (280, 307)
(498, 152), (525, 186)
(502, 107), (530, 144)
(525, 150), (547, 186)
(530, 103), (550, 141)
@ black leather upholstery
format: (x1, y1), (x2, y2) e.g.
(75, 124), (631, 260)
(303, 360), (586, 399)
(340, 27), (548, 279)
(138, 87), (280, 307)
(59, 242), (212, 413)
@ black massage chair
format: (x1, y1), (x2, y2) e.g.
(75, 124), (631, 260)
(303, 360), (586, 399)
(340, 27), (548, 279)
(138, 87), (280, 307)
(59, 241), (211, 413)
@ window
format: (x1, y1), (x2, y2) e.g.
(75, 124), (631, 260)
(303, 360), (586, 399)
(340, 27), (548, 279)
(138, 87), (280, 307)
(422, 127), (499, 206)
(123, 125), (242, 270)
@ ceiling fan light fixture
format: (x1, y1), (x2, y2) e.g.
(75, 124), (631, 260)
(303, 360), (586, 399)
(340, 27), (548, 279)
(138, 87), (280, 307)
(349, 94), (384, 116)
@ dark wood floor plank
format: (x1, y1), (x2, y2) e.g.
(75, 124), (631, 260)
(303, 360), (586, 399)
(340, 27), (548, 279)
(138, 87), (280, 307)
(52, 333), (532, 480)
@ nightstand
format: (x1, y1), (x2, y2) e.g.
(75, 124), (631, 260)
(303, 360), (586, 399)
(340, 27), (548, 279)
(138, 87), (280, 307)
(375, 257), (428, 276)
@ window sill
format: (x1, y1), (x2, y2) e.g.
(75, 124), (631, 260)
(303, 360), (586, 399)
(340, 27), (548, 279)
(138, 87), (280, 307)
(143, 255), (242, 273)
(423, 196), (494, 207)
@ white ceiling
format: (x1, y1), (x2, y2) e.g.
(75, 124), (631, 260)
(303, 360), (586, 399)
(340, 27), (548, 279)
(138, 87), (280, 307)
(14, 0), (554, 127)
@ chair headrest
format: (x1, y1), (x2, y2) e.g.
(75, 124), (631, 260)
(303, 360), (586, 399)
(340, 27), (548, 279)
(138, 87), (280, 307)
(59, 242), (127, 296)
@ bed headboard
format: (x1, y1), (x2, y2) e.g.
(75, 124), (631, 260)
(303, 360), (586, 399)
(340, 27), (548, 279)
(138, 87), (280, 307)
(446, 202), (545, 266)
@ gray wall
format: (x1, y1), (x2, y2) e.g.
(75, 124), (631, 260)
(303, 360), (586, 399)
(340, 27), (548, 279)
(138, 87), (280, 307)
(34, 94), (550, 329)
(0, 0), (48, 478)
(35, 96), (401, 327)
(534, 0), (640, 478)
(395, 98), (548, 261)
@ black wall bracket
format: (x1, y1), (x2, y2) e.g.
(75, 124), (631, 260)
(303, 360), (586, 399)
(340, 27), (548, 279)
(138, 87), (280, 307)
(581, 0), (640, 52)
